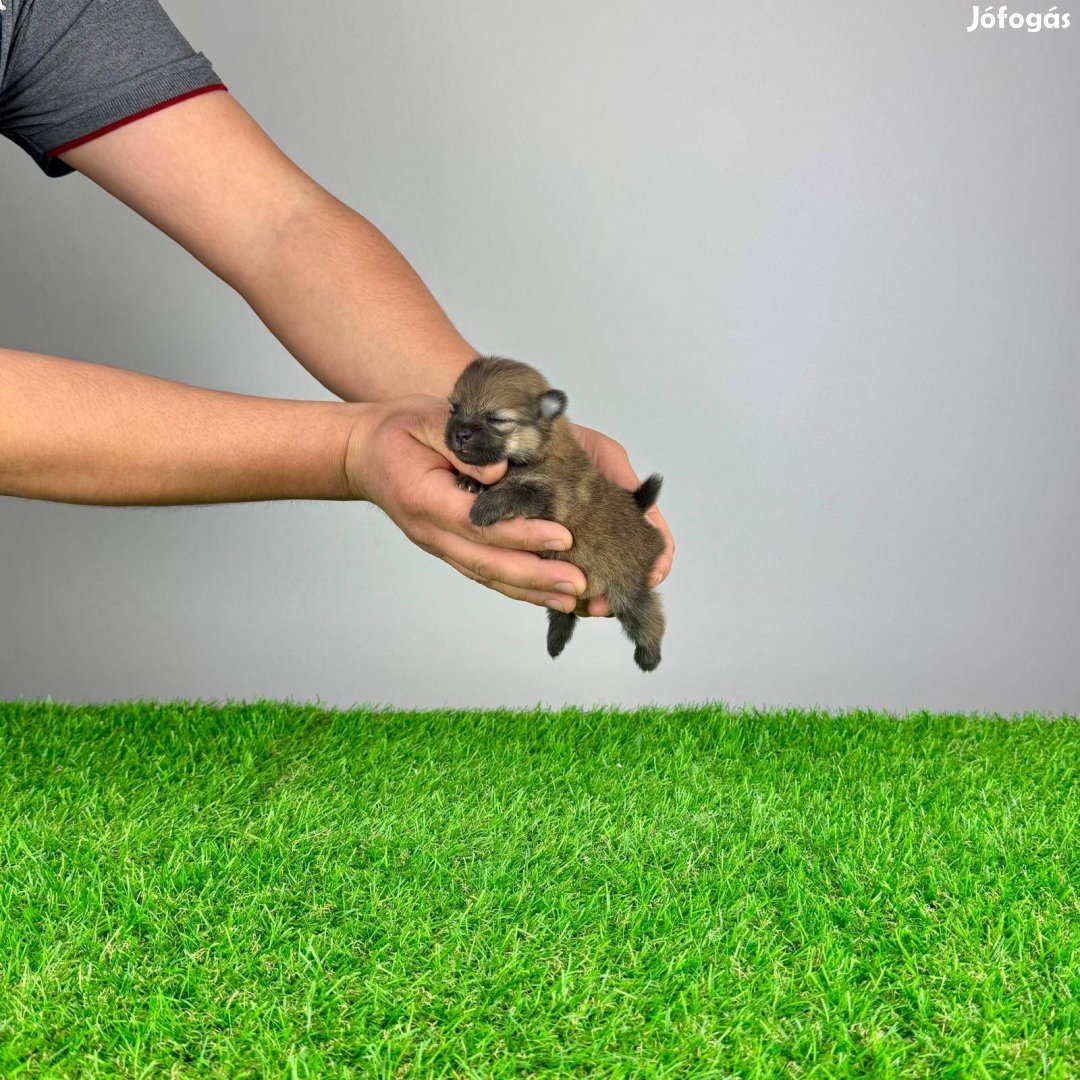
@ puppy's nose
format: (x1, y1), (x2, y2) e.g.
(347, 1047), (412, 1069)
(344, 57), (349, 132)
(455, 428), (473, 449)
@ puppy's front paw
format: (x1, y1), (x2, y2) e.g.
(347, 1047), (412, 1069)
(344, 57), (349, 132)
(456, 473), (484, 494)
(469, 497), (504, 527)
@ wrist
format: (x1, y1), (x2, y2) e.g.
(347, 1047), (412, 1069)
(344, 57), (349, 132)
(339, 400), (385, 502)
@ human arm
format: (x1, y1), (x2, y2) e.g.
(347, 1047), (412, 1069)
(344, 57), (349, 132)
(58, 91), (673, 601)
(57, 91), (473, 403)
(0, 347), (352, 505)
(0, 347), (586, 612)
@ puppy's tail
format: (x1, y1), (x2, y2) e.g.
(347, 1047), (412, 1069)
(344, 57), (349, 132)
(633, 473), (663, 512)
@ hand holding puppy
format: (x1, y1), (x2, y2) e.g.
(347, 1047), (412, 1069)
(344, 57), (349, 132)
(344, 385), (673, 635)
(344, 396), (587, 613)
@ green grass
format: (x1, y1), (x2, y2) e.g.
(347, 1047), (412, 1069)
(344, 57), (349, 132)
(0, 703), (1077, 1078)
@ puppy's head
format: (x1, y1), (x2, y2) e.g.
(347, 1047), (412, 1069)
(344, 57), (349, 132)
(446, 356), (567, 466)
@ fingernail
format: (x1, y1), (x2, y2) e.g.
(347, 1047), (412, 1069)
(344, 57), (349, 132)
(546, 600), (569, 612)
(554, 582), (578, 596)
(544, 539), (568, 551)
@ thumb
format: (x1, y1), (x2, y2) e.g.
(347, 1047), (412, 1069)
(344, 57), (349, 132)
(450, 455), (507, 486)
(412, 399), (508, 485)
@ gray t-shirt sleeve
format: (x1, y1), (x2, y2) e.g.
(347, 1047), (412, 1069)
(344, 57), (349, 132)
(0, 0), (225, 178)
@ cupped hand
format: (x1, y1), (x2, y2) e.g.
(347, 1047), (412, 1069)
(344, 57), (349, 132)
(567, 422), (674, 617)
(344, 396), (586, 612)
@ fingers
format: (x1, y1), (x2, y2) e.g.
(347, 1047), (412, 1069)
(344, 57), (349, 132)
(431, 523), (586, 600)
(582, 596), (613, 618)
(593, 441), (643, 493)
(478, 515), (574, 554)
(421, 469), (573, 554)
(644, 507), (675, 586)
(442, 555), (581, 613)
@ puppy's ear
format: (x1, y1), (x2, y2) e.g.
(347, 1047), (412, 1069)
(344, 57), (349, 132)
(538, 389), (568, 421)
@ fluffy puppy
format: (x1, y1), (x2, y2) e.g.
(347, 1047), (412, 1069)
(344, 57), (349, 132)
(445, 356), (665, 671)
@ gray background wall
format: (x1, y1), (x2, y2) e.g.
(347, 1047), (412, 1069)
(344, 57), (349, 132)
(2, 1), (1077, 713)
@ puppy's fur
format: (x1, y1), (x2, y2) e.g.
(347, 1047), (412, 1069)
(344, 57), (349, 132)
(446, 356), (665, 671)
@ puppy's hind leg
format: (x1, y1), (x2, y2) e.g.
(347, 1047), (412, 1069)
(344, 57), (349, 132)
(613, 587), (665, 672)
(547, 609), (577, 658)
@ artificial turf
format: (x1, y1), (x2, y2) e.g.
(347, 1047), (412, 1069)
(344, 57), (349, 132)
(0, 703), (1077, 1078)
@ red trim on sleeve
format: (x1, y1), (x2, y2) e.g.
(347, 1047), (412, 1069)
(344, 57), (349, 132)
(45, 83), (228, 159)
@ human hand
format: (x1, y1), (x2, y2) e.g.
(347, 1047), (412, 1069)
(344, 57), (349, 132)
(344, 397), (586, 612)
(567, 422), (675, 617)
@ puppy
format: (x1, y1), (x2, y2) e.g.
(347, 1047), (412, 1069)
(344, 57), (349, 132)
(445, 356), (665, 671)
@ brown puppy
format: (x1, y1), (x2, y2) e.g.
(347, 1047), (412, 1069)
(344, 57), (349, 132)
(446, 356), (665, 671)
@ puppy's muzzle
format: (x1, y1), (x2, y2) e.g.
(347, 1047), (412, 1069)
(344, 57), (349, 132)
(452, 426), (476, 453)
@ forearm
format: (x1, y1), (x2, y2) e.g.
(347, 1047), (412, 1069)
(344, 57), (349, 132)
(0, 348), (356, 505)
(240, 187), (478, 402)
